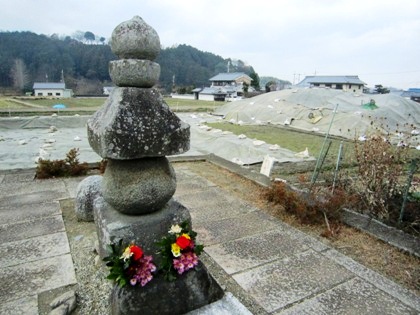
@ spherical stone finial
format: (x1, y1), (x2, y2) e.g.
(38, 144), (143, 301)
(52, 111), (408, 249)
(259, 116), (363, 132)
(111, 16), (160, 60)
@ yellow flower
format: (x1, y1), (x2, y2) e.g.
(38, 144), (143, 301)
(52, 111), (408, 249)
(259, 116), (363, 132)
(171, 243), (181, 257)
(181, 233), (191, 240)
(120, 246), (133, 261)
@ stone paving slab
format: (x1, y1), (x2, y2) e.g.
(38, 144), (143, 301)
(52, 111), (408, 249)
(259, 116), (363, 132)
(0, 254), (77, 301)
(175, 168), (218, 193)
(205, 228), (310, 275)
(0, 190), (68, 207)
(194, 210), (281, 246)
(2, 171), (35, 183)
(0, 201), (61, 224)
(0, 215), (65, 244)
(275, 277), (418, 315)
(175, 186), (258, 223)
(0, 232), (70, 268)
(323, 248), (420, 311)
(0, 295), (38, 315)
(0, 178), (67, 198)
(232, 249), (355, 313)
(186, 292), (253, 315)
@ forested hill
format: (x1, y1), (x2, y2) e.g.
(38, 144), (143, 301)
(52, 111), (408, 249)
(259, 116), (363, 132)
(0, 31), (256, 94)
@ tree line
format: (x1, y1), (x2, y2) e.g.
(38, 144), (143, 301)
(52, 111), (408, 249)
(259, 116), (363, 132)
(0, 31), (259, 95)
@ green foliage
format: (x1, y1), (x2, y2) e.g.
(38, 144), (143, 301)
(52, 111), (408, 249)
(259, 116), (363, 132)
(249, 72), (260, 90)
(0, 33), (259, 94)
(103, 238), (129, 287)
(374, 84), (390, 94)
(35, 148), (88, 179)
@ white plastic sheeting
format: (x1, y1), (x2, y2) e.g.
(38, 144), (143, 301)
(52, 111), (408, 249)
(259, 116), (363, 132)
(0, 113), (311, 170)
(215, 88), (420, 145)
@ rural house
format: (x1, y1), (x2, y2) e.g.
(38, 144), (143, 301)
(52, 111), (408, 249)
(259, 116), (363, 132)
(297, 75), (366, 92)
(33, 82), (73, 98)
(190, 72), (253, 101)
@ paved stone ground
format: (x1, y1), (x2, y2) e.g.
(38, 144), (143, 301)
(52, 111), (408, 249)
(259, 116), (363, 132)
(0, 163), (419, 314)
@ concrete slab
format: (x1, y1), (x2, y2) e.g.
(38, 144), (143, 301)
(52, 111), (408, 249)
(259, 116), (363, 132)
(186, 292), (253, 315)
(0, 178), (67, 198)
(0, 295), (38, 315)
(0, 190), (68, 207)
(2, 171), (35, 183)
(0, 215), (65, 244)
(0, 254), (77, 301)
(195, 210), (281, 246)
(175, 186), (259, 223)
(323, 248), (420, 311)
(205, 228), (310, 275)
(0, 232), (70, 268)
(175, 173), (217, 196)
(232, 249), (354, 313)
(275, 277), (418, 315)
(0, 201), (61, 224)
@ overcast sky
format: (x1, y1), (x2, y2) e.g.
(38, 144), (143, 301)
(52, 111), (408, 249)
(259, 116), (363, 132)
(1, 0), (419, 89)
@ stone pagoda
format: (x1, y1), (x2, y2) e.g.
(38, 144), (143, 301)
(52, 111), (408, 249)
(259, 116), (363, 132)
(86, 16), (223, 314)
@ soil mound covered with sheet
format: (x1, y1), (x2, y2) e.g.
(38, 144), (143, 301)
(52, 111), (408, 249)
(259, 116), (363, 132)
(215, 88), (420, 145)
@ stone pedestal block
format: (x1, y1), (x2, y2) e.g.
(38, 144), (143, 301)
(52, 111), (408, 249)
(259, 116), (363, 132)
(110, 263), (224, 315)
(102, 158), (176, 214)
(93, 196), (191, 260)
(87, 87), (190, 159)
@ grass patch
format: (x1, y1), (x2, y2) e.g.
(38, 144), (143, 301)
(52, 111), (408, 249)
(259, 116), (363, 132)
(165, 98), (225, 112)
(16, 97), (105, 108)
(0, 96), (226, 113)
(208, 122), (354, 163)
(0, 98), (28, 109)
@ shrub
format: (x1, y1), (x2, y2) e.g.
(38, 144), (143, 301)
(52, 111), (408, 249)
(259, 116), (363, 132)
(352, 133), (410, 220)
(36, 148), (89, 179)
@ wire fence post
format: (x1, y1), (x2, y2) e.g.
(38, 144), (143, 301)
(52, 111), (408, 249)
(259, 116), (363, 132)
(332, 141), (344, 194)
(399, 158), (418, 225)
(311, 103), (339, 187)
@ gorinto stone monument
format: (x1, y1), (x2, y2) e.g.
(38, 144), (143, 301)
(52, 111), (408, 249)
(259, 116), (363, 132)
(84, 16), (223, 314)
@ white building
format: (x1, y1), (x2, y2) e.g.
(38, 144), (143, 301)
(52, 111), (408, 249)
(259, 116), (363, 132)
(33, 82), (73, 98)
(297, 75), (366, 92)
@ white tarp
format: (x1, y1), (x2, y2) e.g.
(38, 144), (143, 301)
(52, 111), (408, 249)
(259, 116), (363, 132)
(0, 113), (311, 170)
(214, 88), (420, 146)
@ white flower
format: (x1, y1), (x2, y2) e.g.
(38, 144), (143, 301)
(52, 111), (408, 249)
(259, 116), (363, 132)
(169, 224), (182, 234)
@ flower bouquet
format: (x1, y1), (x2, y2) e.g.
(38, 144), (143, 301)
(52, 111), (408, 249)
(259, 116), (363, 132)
(103, 238), (156, 287)
(156, 221), (204, 281)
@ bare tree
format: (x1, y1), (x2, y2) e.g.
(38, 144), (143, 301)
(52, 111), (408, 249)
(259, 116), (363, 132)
(10, 58), (29, 92)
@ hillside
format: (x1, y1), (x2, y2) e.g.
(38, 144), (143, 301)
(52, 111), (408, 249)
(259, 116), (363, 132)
(0, 31), (256, 94)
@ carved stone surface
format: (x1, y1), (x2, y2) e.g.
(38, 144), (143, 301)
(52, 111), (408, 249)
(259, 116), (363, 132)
(101, 158), (176, 214)
(111, 16), (160, 60)
(93, 196), (191, 259)
(109, 59), (160, 88)
(110, 264), (224, 315)
(87, 87), (190, 159)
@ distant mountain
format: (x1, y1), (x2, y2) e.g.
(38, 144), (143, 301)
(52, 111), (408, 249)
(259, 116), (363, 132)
(0, 31), (257, 94)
